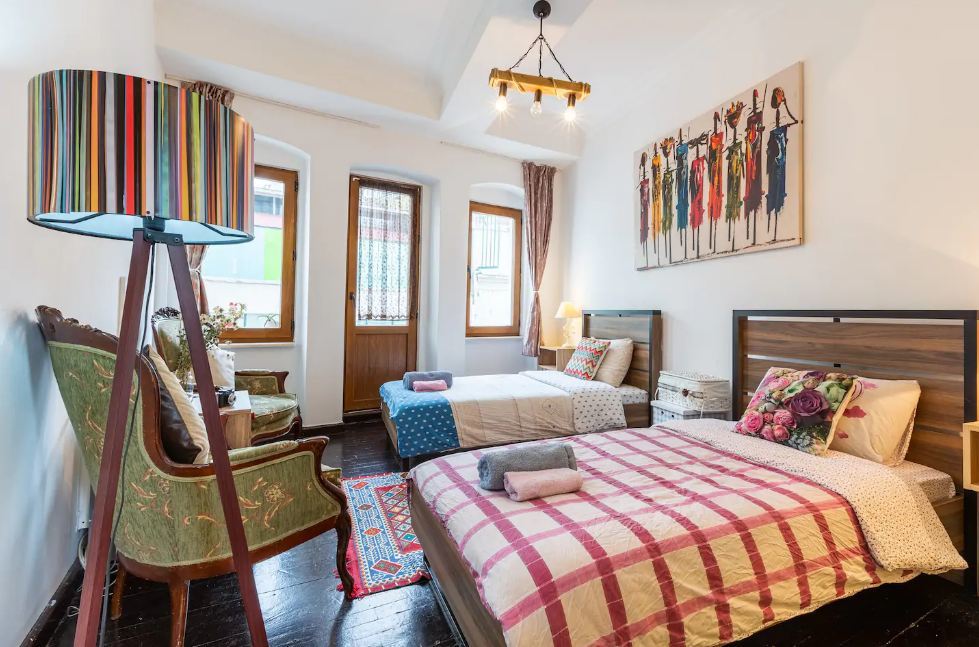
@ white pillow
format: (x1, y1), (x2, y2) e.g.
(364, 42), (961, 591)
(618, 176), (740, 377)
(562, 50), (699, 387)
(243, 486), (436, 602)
(206, 347), (236, 389)
(148, 348), (211, 464)
(594, 338), (634, 387)
(830, 377), (920, 466)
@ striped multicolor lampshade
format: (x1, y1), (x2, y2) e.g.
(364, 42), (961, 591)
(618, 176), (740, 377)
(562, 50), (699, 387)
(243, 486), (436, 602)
(28, 69), (254, 244)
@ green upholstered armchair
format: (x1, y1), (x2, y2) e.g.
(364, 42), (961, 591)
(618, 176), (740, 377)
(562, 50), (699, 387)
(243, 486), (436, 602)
(151, 308), (301, 444)
(37, 307), (352, 647)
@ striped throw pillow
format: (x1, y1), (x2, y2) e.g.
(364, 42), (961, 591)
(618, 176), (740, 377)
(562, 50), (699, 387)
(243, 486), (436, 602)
(563, 337), (611, 380)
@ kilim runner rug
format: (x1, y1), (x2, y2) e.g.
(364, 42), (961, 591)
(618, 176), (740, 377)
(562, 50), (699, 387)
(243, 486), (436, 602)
(338, 472), (429, 598)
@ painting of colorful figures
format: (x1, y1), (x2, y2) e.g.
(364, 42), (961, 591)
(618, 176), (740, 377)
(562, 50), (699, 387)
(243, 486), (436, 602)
(634, 62), (803, 270)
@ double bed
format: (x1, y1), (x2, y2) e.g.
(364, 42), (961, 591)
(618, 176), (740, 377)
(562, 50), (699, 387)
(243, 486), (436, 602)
(409, 310), (976, 646)
(382, 310), (662, 468)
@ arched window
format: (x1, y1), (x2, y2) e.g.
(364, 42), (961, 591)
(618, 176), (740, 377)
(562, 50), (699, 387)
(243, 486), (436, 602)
(466, 201), (522, 337)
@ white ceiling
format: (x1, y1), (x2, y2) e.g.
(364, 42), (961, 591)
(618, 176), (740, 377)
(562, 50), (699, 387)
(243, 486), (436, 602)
(168, 0), (481, 89)
(153, 0), (741, 164)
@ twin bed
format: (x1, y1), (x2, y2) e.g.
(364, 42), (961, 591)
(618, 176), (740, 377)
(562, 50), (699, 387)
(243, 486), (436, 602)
(407, 310), (977, 647)
(382, 310), (662, 468)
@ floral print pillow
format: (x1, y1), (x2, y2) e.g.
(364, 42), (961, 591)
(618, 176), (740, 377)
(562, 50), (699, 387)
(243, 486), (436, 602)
(735, 367), (856, 455)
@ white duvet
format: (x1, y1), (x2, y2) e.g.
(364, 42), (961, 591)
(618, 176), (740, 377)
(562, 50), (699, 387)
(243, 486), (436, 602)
(443, 371), (627, 449)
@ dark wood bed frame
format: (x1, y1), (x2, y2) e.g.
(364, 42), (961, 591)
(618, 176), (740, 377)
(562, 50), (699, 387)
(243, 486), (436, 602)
(384, 309), (662, 469)
(411, 309), (978, 646)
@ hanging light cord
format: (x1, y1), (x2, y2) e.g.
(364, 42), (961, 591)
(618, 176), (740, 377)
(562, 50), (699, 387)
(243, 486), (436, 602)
(506, 14), (575, 82)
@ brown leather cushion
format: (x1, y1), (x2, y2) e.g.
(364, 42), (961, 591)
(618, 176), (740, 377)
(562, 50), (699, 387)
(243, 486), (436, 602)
(145, 350), (206, 464)
(156, 375), (201, 464)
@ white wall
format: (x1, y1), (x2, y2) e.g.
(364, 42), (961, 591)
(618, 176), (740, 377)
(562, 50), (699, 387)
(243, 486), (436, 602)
(223, 137), (311, 403)
(562, 0), (979, 382)
(231, 98), (566, 426)
(0, 1), (161, 644)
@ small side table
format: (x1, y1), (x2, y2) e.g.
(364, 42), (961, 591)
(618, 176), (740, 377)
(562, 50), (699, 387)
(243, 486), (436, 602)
(193, 390), (252, 449)
(964, 421), (979, 492)
(538, 345), (575, 372)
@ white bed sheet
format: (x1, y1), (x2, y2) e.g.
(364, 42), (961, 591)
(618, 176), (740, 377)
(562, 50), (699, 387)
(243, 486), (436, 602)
(616, 383), (647, 405)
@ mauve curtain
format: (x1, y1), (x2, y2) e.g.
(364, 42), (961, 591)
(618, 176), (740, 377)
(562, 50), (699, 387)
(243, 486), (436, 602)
(181, 81), (235, 314)
(186, 246), (210, 314)
(522, 161), (557, 357)
(181, 80), (235, 107)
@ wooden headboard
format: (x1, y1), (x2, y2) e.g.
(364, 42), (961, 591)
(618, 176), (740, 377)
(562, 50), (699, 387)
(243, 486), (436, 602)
(733, 310), (976, 487)
(582, 309), (662, 401)
(732, 310), (977, 590)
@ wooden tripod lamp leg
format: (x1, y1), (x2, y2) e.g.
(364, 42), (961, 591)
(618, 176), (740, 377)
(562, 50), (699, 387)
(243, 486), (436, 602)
(167, 243), (269, 647)
(74, 235), (152, 647)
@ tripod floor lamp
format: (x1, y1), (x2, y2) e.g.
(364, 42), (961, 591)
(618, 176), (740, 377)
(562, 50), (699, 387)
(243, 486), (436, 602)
(28, 69), (268, 646)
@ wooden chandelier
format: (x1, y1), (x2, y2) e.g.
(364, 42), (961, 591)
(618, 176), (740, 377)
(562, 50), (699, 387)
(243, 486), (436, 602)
(489, 0), (590, 120)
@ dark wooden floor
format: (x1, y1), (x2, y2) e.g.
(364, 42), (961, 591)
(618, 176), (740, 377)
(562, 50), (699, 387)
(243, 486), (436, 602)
(45, 420), (979, 646)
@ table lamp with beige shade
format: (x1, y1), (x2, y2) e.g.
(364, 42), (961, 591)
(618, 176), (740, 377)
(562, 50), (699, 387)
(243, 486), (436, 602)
(554, 301), (582, 347)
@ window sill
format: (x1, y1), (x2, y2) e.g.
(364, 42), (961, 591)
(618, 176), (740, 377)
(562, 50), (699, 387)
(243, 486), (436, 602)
(220, 342), (297, 350)
(465, 335), (524, 341)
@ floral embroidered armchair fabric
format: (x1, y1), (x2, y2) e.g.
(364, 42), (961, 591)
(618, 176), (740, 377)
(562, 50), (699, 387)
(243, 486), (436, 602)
(151, 308), (301, 443)
(36, 306), (351, 646)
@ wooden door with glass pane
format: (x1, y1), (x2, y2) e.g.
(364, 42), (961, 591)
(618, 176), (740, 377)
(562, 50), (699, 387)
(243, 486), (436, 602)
(343, 176), (421, 413)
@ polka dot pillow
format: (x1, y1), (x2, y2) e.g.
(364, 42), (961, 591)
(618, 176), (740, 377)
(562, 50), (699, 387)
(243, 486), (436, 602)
(563, 337), (611, 381)
(735, 367), (857, 455)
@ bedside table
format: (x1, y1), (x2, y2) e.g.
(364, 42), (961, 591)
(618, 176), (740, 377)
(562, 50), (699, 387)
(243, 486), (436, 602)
(192, 390), (252, 449)
(538, 345), (574, 372)
(964, 421), (979, 492)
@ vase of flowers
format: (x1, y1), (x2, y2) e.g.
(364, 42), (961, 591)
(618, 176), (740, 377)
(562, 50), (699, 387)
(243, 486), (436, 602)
(172, 303), (245, 385)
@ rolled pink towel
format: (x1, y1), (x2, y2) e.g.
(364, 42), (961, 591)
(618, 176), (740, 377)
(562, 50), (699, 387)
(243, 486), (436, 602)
(413, 379), (448, 392)
(503, 468), (583, 502)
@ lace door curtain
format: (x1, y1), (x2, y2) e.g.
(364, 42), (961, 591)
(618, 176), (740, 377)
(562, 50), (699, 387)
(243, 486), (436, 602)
(356, 183), (414, 323)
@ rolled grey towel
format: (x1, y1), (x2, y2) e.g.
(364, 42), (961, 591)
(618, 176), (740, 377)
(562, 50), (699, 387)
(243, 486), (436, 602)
(403, 371), (453, 390)
(477, 443), (577, 491)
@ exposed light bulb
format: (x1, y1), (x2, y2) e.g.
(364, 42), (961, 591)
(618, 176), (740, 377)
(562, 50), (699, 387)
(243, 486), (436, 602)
(564, 93), (577, 122)
(530, 89), (543, 116)
(495, 84), (508, 112)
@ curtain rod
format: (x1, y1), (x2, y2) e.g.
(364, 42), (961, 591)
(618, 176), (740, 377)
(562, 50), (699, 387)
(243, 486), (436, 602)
(164, 73), (380, 129)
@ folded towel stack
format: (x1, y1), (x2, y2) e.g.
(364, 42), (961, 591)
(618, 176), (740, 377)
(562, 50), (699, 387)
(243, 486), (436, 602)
(477, 442), (577, 491)
(404, 371), (453, 391)
(413, 379), (448, 392)
(504, 468), (583, 501)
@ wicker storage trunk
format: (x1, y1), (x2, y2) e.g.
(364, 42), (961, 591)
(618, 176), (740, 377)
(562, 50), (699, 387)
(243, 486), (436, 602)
(655, 370), (731, 412)
(652, 399), (730, 424)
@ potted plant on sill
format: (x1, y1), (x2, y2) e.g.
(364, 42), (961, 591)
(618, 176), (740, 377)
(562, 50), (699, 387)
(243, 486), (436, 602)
(170, 303), (246, 392)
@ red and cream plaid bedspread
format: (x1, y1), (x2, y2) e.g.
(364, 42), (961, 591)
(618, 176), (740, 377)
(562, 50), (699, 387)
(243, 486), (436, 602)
(412, 424), (923, 647)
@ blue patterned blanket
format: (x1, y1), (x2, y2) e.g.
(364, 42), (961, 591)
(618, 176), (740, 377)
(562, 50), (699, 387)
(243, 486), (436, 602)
(380, 381), (460, 457)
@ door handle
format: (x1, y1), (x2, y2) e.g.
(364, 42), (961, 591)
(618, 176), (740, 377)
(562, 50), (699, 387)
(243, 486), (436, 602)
(348, 292), (355, 301)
